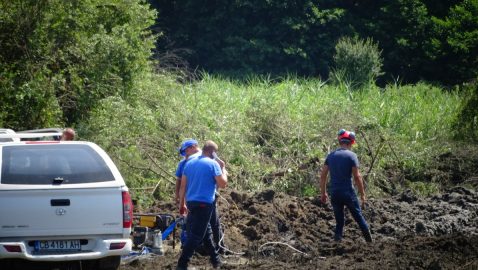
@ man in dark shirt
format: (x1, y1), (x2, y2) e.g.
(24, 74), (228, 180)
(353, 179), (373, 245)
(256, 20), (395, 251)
(320, 129), (372, 242)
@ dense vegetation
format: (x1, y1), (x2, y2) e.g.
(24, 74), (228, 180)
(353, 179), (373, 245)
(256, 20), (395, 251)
(0, 0), (156, 128)
(151, 0), (478, 85)
(1, 0), (477, 206)
(82, 74), (472, 206)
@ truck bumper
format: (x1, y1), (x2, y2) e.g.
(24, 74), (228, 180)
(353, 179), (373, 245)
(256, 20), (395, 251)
(0, 238), (132, 261)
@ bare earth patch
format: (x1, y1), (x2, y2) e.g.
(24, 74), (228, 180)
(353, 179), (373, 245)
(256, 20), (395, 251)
(122, 187), (478, 269)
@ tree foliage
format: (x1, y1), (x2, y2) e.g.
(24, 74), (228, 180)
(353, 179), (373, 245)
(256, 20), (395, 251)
(431, 0), (478, 84)
(0, 0), (156, 129)
(152, 0), (349, 78)
(152, 0), (478, 85)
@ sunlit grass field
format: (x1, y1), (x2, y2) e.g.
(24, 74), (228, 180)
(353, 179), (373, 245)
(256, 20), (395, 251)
(82, 73), (462, 205)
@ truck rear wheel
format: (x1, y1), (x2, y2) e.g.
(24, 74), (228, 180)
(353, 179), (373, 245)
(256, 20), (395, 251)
(98, 256), (121, 270)
(81, 256), (120, 270)
(0, 259), (13, 269)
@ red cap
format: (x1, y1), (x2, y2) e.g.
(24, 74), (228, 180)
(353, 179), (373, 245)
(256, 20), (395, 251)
(337, 129), (356, 145)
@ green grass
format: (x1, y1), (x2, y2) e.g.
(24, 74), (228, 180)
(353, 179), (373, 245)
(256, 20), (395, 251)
(80, 73), (464, 205)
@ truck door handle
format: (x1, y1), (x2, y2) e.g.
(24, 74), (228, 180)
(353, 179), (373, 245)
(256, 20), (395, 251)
(51, 199), (70, 206)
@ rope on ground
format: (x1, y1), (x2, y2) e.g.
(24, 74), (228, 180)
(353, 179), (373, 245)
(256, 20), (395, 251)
(215, 191), (245, 256)
(258, 241), (309, 257)
(216, 192), (230, 208)
(217, 222), (245, 256)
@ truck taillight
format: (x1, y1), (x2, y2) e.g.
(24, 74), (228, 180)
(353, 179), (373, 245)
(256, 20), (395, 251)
(4, 245), (22, 253)
(122, 191), (133, 228)
(109, 242), (127, 250)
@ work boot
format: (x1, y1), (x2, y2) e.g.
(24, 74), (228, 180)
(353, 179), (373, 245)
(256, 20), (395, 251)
(333, 234), (342, 242)
(362, 229), (373, 243)
(211, 258), (222, 269)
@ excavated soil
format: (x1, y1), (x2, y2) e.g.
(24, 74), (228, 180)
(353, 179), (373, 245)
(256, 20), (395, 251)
(122, 187), (478, 270)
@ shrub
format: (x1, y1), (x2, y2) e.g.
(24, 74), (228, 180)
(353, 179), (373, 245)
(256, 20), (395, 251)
(332, 37), (383, 90)
(0, 0), (156, 128)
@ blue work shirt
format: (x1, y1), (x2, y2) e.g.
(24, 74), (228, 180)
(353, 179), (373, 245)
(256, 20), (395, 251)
(175, 151), (202, 178)
(183, 155), (222, 204)
(325, 148), (359, 192)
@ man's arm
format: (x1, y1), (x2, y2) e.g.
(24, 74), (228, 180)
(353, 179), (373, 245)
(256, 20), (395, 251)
(175, 177), (181, 205)
(320, 165), (329, 204)
(179, 175), (188, 215)
(215, 166), (228, 189)
(211, 158), (228, 188)
(215, 173), (227, 189)
(352, 167), (366, 206)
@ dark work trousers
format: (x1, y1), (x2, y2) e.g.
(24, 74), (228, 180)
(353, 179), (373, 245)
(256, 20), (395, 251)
(177, 201), (219, 268)
(330, 189), (369, 241)
(209, 199), (223, 253)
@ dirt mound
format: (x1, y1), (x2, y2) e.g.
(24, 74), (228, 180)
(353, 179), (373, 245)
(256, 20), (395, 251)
(122, 187), (478, 269)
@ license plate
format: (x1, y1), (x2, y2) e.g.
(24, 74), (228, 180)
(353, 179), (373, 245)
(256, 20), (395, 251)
(34, 240), (81, 251)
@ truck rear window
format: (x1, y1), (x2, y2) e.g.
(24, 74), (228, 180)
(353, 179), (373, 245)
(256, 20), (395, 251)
(1, 145), (115, 185)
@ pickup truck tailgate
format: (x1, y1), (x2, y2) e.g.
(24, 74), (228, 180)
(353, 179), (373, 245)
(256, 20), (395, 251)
(0, 187), (123, 238)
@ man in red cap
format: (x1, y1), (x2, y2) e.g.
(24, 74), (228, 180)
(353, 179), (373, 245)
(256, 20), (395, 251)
(320, 129), (372, 242)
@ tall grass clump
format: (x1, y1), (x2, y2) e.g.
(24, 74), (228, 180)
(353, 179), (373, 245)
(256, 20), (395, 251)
(453, 80), (478, 141)
(354, 82), (461, 196)
(358, 83), (461, 142)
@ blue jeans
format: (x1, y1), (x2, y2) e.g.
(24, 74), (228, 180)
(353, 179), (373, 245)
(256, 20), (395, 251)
(210, 200), (223, 252)
(330, 189), (369, 241)
(177, 201), (220, 268)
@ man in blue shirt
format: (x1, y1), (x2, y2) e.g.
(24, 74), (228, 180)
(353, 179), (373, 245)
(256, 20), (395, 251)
(320, 129), (372, 242)
(175, 139), (202, 206)
(177, 140), (228, 270)
(174, 139), (224, 255)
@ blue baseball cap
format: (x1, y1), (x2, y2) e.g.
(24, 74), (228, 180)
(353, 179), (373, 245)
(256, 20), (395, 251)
(178, 139), (198, 156)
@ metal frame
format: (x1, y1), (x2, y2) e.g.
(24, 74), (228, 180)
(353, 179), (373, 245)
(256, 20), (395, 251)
(0, 128), (63, 140)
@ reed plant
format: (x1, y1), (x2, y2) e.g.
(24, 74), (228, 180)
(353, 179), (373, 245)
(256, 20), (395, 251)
(81, 72), (463, 205)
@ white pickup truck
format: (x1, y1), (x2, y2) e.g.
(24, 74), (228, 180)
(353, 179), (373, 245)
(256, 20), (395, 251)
(0, 132), (133, 270)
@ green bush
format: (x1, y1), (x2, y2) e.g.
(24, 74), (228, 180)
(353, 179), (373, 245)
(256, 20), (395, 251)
(0, 0), (156, 129)
(332, 37), (383, 90)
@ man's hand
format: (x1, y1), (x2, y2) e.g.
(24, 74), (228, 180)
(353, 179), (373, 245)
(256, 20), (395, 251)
(319, 165), (329, 205)
(352, 167), (367, 209)
(320, 193), (329, 204)
(360, 194), (366, 209)
(216, 158), (225, 169)
(179, 205), (188, 216)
